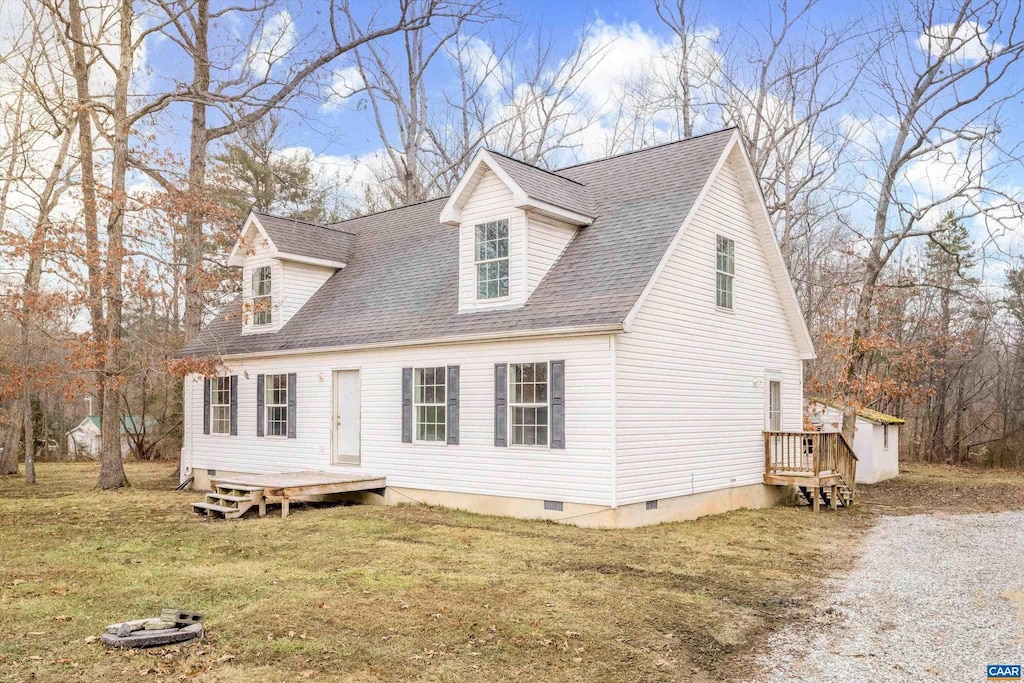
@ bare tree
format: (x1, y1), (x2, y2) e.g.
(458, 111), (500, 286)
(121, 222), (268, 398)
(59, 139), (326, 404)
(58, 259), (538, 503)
(838, 0), (1024, 442)
(654, 0), (710, 139)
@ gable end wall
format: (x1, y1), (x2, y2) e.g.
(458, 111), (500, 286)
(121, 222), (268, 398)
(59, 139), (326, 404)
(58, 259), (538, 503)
(614, 153), (804, 505)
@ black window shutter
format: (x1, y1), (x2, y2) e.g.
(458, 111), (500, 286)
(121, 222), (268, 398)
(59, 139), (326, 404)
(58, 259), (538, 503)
(256, 374), (265, 437)
(494, 363), (507, 447)
(287, 372), (297, 439)
(447, 366), (460, 445)
(229, 375), (238, 436)
(401, 368), (413, 443)
(202, 377), (211, 435)
(550, 360), (565, 449)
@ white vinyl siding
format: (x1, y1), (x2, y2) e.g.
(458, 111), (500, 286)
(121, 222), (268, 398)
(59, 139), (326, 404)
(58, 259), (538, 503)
(183, 334), (613, 505)
(615, 150), (805, 505)
(458, 169), (526, 312)
(211, 377), (231, 434)
(526, 214), (576, 298)
(279, 260), (335, 327)
(414, 367), (447, 443)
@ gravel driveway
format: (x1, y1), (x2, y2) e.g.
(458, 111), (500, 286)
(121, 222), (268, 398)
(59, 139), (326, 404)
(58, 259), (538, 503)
(758, 510), (1024, 682)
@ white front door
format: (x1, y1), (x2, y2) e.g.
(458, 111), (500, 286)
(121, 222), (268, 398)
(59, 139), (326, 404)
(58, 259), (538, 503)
(333, 370), (361, 465)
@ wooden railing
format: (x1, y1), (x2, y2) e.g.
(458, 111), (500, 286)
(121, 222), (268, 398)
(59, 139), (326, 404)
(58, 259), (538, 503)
(764, 430), (858, 491)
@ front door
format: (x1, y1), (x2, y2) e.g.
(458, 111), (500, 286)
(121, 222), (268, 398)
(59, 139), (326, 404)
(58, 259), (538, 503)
(333, 370), (361, 465)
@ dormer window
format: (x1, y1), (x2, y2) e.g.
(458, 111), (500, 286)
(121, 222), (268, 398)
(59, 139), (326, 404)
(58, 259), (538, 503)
(252, 265), (273, 325)
(475, 219), (509, 300)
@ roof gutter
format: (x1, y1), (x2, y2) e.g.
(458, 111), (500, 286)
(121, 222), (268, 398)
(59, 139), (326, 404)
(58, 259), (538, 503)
(205, 323), (625, 361)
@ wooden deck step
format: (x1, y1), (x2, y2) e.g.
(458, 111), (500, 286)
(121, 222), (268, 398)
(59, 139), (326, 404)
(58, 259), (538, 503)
(206, 492), (255, 503)
(191, 502), (240, 514)
(212, 483), (265, 492)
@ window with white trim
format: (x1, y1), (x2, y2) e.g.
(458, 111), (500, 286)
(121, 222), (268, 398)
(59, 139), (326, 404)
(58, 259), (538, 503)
(211, 377), (231, 434)
(475, 219), (509, 299)
(265, 373), (288, 437)
(414, 367), (446, 443)
(716, 235), (735, 309)
(768, 379), (782, 431)
(252, 265), (273, 325)
(510, 362), (548, 446)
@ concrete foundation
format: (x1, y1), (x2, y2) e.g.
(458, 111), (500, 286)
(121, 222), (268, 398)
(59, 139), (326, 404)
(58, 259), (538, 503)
(187, 467), (792, 527)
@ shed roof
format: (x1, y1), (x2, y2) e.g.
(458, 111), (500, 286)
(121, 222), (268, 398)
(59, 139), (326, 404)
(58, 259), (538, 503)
(809, 399), (905, 425)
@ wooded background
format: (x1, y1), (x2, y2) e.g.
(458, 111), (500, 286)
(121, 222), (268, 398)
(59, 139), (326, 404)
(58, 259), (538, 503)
(2, 0), (1023, 488)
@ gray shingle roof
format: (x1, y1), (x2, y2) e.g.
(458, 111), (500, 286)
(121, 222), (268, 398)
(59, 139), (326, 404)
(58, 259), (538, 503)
(254, 212), (354, 264)
(182, 129), (735, 357)
(485, 150), (595, 217)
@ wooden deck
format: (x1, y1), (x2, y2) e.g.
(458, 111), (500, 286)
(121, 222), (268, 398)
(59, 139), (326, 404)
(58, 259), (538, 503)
(204, 471), (386, 518)
(763, 431), (858, 511)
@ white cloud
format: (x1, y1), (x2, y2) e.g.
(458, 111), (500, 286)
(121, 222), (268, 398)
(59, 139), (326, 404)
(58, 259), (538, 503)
(455, 35), (508, 97)
(322, 65), (365, 111)
(275, 145), (391, 211)
(247, 11), (296, 78)
(917, 21), (1000, 64)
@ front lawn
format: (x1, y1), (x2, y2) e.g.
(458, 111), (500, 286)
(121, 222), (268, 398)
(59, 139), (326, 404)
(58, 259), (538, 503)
(2, 461), (870, 682)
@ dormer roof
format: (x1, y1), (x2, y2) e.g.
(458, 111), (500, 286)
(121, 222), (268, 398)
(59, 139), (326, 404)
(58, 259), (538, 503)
(440, 149), (595, 226)
(227, 211), (354, 269)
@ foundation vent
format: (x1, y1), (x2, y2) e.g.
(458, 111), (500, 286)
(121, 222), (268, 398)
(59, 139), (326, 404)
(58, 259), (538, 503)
(207, 469), (217, 476)
(646, 500), (658, 510)
(544, 500), (563, 512)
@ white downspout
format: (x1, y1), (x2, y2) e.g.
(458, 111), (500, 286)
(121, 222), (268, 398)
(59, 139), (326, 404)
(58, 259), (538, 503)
(609, 334), (617, 509)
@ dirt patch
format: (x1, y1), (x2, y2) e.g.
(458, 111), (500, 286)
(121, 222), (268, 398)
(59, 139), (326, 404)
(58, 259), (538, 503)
(857, 464), (1024, 514)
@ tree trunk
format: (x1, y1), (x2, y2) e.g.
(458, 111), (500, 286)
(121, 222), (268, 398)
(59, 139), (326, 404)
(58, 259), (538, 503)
(840, 260), (883, 443)
(183, 0), (210, 344)
(930, 290), (951, 461)
(68, 0), (105, 421)
(23, 401), (35, 484)
(1, 403), (22, 475)
(97, 0), (133, 490)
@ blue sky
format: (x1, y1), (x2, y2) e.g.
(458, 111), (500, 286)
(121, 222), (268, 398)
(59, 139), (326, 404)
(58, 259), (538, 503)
(124, 1), (1024, 269)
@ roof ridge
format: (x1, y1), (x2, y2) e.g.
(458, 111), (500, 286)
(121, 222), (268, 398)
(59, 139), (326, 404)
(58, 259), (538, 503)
(326, 195), (450, 229)
(252, 211), (357, 237)
(483, 148), (588, 187)
(555, 127), (738, 172)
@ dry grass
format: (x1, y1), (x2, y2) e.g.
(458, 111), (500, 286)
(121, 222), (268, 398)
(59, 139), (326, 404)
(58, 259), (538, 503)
(0, 462), (875, 682)
(856, 463), (1024, 515)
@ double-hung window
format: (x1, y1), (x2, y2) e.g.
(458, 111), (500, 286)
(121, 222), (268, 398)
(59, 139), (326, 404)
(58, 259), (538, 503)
(716, 235), (735, 309)
(414, 367), (447, 443)
(265, 373), (288, 436)
(475, 219), (509, 300)
(252, 265), (273, 325)
(211, 377), (231, 434)
(510, 362), (548, 446)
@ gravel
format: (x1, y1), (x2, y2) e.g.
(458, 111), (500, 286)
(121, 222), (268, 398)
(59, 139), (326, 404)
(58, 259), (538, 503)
(758, 510), (1024, 682)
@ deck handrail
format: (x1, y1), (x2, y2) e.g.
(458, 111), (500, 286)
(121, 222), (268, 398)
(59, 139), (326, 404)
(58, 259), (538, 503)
(763, 430), (858, 492)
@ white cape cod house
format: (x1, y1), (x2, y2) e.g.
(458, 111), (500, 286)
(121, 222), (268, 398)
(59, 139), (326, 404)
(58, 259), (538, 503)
(179, 128), (823, 527)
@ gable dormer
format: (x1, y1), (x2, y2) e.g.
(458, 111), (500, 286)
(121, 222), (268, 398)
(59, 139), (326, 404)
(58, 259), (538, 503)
(227, 212), (351, 334)
(441, 150), (594, 313)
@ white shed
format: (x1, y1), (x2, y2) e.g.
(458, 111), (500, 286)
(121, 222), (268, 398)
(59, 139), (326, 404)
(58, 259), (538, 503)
(66, 415), (156, 459)
(806, 400), (903, 484)
(67, 416), (101, 458)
